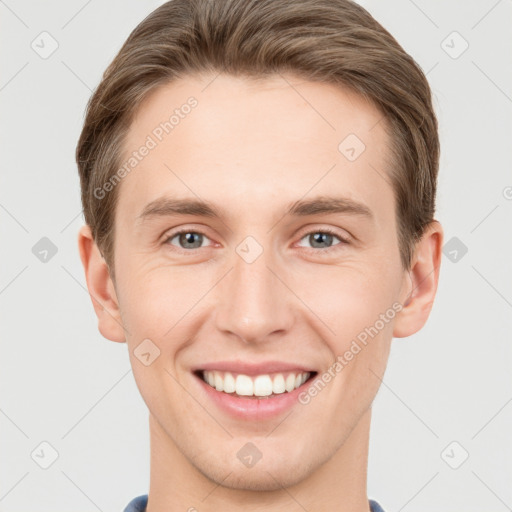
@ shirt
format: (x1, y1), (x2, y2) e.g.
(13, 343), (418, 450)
(124, 494), (386, 511)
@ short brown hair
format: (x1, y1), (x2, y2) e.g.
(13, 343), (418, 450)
(76, 0), (439, 276)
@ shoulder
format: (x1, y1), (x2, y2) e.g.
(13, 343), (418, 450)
(369, 498), (386, 512)
(123, 494), (148, 512)
(123, 494), (384, 512)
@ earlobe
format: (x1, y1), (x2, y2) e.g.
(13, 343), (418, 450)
(78, 225), (126, 343)
(393, 221), (444, 339)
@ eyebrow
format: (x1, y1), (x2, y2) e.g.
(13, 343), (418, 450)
(137, 195), (374, 223)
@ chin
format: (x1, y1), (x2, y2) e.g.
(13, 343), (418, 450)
(207, 465), (308, 492)
(195, 448), (317, 492)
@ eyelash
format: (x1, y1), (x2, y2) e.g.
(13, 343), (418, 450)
(163, 227), (350, 255)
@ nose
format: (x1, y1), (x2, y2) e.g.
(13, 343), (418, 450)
(213, 242), (295, 345)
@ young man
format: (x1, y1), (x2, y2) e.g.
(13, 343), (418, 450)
(76, 0), (443, 510)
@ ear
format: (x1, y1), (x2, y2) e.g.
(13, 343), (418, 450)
(78, 225), (126, 343)
(393, 221), (444, 338)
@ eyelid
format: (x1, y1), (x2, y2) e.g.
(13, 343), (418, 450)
(295, 224), (351, 242)
(162, 224), (351, 252)
(294, 226), (351, 253)
(162, 225), (216, 248)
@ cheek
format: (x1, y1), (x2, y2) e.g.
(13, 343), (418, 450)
(291, 260), (399, 345)
(119, 266), (197, 419)
(116, 236), (402, 350)
(113, 224), (187, 331)
(117, 260), (213, 344)
(320, 263), (398, 396)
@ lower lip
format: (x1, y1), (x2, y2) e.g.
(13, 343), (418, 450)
(194, 373), (315, 421)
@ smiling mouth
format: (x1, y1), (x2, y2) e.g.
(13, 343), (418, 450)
(194, 370), (317, 399)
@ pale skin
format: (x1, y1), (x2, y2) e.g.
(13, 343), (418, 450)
(78, 73), (443, 512)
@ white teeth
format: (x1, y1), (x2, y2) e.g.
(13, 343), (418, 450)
(223, 372), (236, 393)
(254, 375), (273, 396)
(285, 374), (296, 392)
(214, 372), (224, 392)
(201, 370), (311, 397)
(272, 374), (286, 394)
(236, 374), (253, 396)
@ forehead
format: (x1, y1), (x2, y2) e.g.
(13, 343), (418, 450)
(117, 73), (394, 228)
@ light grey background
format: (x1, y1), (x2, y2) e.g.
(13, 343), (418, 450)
(1, 0), (511, 511)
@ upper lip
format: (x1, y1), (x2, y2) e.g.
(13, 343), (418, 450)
(194, 360), (317, 376)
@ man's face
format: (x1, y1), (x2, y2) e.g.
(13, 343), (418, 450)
(112, 73), (409, 489)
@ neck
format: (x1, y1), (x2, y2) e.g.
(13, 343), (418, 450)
(146, 407), (372, 512)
